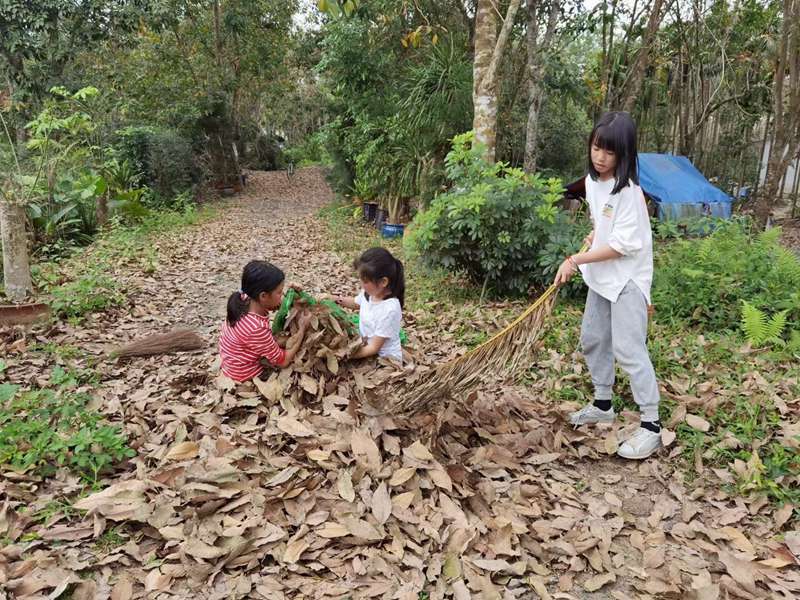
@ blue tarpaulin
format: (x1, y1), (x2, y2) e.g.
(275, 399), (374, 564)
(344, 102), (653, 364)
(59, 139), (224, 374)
(638, 153), (732, 220)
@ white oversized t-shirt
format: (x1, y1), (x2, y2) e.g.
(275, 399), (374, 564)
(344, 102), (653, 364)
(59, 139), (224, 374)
(578, 175), (654, 304)
(354, 291), (403, 363)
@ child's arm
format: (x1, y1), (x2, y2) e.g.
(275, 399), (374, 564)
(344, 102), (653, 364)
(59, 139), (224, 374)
(276, 312), (312, 367)
(320, 294), (359, 310)
(351, 336), (387, 359)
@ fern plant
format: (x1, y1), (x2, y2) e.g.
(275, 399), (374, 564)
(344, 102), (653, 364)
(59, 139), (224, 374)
(741, 301), (789, 347)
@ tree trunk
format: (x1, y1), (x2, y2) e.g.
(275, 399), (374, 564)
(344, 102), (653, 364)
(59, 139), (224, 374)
(96, 193), (109, 226)
(0, 200), (32, 302)
(756, 0), (800, 224)
(619, 0), (665, 113)
(523, 0), (561, 173)
(472, 0), (522, 163)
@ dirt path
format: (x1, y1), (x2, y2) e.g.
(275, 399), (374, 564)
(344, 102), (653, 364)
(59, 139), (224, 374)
(1, 169), (798, 599)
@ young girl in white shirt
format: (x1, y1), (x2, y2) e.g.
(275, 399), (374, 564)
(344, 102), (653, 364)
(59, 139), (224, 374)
(322, 247), (404, 364)
(554, 111), (661, 460)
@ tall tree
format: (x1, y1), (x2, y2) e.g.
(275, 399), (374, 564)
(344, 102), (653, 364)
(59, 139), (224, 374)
(473, 0), (522, 162)
(757, 0), (800, 224)
(523, 0), (561, 173)
(0, 196), (31, 301)
(617, 0), (666, 112)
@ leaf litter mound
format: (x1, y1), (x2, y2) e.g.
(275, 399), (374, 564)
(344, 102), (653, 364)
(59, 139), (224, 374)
(2, 169), (800, 599)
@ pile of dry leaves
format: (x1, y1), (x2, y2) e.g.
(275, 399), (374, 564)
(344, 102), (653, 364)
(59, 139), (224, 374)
(2, 170), (800, 599)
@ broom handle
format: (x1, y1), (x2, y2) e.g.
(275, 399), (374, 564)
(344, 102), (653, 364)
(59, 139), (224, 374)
(448, 243), (589, 367)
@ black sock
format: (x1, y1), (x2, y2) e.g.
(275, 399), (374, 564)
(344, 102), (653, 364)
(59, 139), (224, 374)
(641, 420), (661, 434)
(593, 399), (612, 412)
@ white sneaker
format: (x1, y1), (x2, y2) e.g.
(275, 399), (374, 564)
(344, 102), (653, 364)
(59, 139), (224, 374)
(569, 404), (616, 426)
(617, 427), (662, 459)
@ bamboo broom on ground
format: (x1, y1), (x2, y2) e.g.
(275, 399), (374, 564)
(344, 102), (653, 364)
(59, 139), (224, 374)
(391, 246), (587, 415)
(109, 329), (206, 358)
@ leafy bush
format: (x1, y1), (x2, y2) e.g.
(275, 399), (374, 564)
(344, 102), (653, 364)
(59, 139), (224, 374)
(115, 126), (196, 203)
(0, 369), (135, 483)
(406, 132), (582, 296)
(652, 220), (800, 330)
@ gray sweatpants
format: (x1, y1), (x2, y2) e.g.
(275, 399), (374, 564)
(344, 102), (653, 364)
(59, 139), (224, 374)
(580, 280), (660, 422)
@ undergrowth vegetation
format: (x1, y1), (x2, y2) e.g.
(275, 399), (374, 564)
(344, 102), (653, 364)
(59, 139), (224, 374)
(0, 365), (134, 485)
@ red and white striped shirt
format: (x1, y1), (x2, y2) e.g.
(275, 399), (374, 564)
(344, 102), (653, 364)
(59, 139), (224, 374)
(219, 313), (286, 382)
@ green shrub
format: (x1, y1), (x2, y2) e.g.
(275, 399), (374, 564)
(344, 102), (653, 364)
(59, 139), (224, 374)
(115, 126), (196, 203)
(652, 219), (800, 330)
(0, 369), (135, 483)
(405, 132), (582, 296)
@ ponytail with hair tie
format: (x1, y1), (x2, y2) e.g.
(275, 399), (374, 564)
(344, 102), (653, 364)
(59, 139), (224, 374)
(226, 261), (285, 326)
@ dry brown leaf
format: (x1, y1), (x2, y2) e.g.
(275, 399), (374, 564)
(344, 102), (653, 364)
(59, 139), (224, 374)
(183, 537), (226, 560)
(428, 468), (453, 491)
(389, 467), (417, 486)
(317, 522), (350, 538)
(144, 568), (172, 592)
(343, 517), (383, 541)
(405, 440), (434, 462)
(528, 575), (552, 599)
(164, 441), (199, 461)
(583, 572), (616, 592)
(661, 428), (677, 447)
(299, 374), (318, 395)
(110, 576), (133, 600)
(371, 482), (391, 525)
(338, 469), (356, 502)
(686, 414), (711, 432)
(253, 376), (283, 402)
(720, 526), (755, 554)
(785, 530), (800, 560)
(351, 429), (382, 473)
(276, 415), (316, 437)
(283, 538), (310, 563)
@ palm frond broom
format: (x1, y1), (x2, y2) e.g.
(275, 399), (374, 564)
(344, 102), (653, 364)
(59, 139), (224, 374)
(391, 276), (571, 415)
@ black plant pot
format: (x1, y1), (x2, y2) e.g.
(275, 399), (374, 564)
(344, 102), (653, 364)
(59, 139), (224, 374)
(363, 202), (378, 222)
(374, 208), (387, 229)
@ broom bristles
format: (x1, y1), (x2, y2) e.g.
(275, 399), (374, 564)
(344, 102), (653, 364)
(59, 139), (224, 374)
(391, 283), (561, 414)
(111, 329), (206, 358)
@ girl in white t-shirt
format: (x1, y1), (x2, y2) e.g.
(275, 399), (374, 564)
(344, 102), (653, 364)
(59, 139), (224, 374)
(554, 111), (661, 460)
(322, 247), (404, 364)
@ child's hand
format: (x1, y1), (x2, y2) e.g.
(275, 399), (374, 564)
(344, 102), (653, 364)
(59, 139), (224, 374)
(287, 281), (303, 292)
(298, 311), (313, 329)
(318, 293), (333, 302)
(554, 257), (578, 286)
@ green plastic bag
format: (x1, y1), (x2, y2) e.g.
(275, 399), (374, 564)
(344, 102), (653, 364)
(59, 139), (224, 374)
(272, 288), (407, 345)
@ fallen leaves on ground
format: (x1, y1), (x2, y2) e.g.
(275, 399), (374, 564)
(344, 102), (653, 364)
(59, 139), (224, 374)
(1, 170), (798, 599)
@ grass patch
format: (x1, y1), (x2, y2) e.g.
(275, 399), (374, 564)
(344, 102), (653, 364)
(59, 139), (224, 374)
(32, 204), (212, 323)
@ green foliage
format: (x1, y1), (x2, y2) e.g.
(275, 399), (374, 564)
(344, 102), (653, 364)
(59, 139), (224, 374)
(48, 270), (124, 321)
(0, 368), (135, 483)
(651, 220), (800, 330)
(114, 126), (196, 204)
(406, 132), (580, 295)
(741, 302), (791, 348)
(35, 204), (206, 321)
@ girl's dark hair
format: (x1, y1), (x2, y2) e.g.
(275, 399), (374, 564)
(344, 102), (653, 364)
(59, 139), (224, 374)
(588, 111), (639, 195)
(227, 260), (285, 326)
(354, 247), (405, 308)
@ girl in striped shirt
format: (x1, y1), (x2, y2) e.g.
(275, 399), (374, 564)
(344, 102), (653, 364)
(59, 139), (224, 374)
(219, 261), (311, 382)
